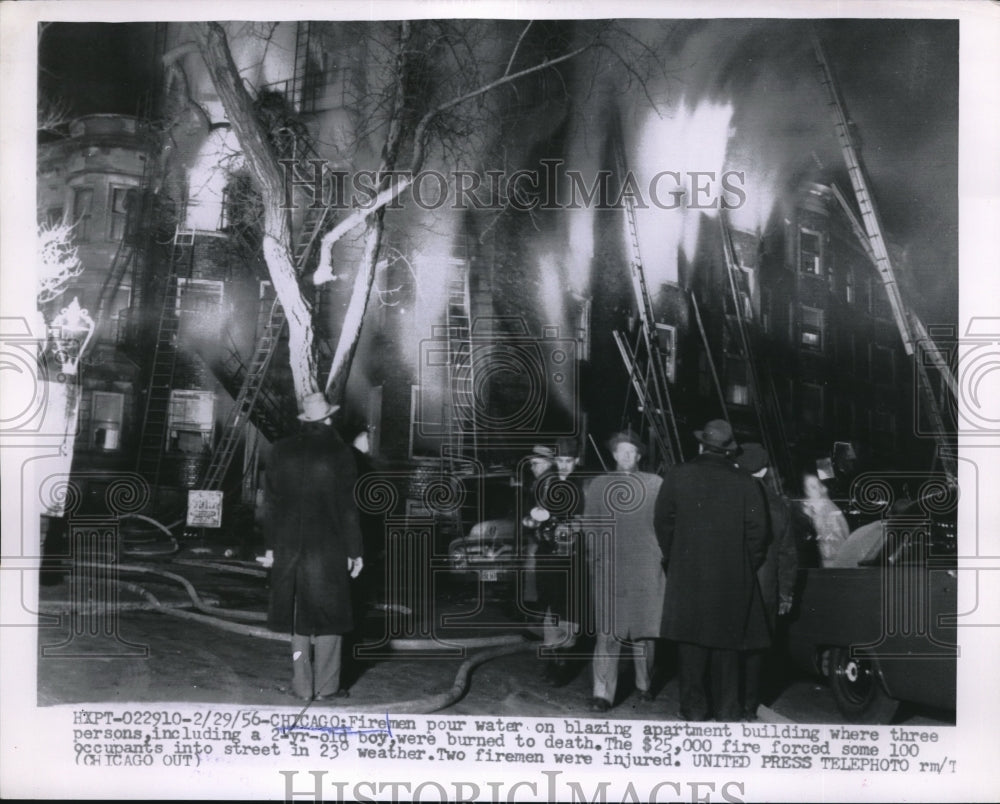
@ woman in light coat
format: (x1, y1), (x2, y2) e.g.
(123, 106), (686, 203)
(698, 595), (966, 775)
(801, 473), (849, 568)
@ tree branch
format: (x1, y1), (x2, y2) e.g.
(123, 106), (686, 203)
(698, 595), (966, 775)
(504, 21), (533, 76)
(313, 32), (597, 280)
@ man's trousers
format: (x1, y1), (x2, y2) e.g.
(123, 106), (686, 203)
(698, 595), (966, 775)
(291, 634), (343, 699)
(677, 642), (740, 721)
(591, 631), (655, 704)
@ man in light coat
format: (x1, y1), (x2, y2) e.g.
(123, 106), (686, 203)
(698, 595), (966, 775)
(261, 392), (364, 701)
(585, 431), (664, 712)
(654, 419), (768, 722)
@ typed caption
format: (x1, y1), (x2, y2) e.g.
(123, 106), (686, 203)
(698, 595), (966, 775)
(69, 707), (955, 786)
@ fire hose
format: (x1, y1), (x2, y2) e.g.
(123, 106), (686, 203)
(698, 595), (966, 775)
(87, 561), (534, 713)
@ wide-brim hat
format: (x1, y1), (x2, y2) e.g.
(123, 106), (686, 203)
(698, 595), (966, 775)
(297, 392), (340, 422)
(607, 430), (644, 456)
(736, 442), (769, 474)
(554, 437), (579, 458)
(694, 418), (737, 452)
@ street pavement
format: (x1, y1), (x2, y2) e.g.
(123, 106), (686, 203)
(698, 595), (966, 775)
(34, 559), (950, 726)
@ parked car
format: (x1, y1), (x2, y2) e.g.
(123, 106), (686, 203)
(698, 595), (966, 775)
(446, 472), (520, 583)
(786, 510), (957, 723)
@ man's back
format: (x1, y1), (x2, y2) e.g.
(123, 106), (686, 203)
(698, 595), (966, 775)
(654, 452), (768, 649)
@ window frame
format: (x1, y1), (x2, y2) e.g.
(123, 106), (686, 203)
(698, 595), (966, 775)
(799, 304), (825, 351)
(72, 186), (94, 242)
(90, 390), (125, 452)
(798, 227), (823, 276)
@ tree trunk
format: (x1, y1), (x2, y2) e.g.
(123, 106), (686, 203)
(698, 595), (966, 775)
(192, 22), (318, 406)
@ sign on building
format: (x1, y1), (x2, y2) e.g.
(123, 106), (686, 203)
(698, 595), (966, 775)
(187, 489), (224, 528)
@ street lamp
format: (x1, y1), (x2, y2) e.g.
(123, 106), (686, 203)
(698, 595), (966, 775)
(46, 296), (95, 377)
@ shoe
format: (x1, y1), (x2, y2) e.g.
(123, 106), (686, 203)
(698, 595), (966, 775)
(636, 689), (654, 702)
(314, 689), (350, 701)
(589, 697), (612, 713)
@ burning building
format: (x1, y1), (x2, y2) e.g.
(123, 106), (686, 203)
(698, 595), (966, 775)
(37, 19), (957, 534)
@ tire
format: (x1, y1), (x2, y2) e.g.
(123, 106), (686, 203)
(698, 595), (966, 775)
(829, 647), (900, 723)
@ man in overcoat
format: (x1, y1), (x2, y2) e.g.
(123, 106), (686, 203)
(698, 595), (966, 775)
(654, 419), (769, 721)
(534, 437), (587, 685)
(585, 431), (665, 712)
(262, 392), (364, 701)
(735, 442), (798, 720)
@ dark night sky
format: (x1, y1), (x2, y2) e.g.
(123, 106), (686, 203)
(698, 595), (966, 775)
(39, 23), (159, 117)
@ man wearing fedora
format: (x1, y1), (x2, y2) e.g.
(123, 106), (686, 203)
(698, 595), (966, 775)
(735, 442), (798, 720)
(584, 430), (665, 712)
(261, 391), (364, 701)
(654, 419), (769, 722)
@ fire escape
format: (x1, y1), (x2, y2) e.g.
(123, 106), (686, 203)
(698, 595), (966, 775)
(134, 226), (196, 486)
(445, 252), (478, 469)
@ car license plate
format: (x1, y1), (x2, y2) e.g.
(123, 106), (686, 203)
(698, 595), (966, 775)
(480, 569), (498, 582)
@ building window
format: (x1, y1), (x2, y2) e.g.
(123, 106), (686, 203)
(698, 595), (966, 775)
(167, 390), (215, 454)
(761, 289), (771, 334)
(799, 228), (822, 275)
(72, 187), (94, 241)
(91, 391), (125, 451)
(108, 186), (131, 241)
(177, 278), (225, 341)
(801, 382), (825, 428)
(655, 323), (677, 382)
(725, 356), (750, 406)
(800, 305), (824, 351)
(870, 344), (895, 385)
(845, 270), (855, 304)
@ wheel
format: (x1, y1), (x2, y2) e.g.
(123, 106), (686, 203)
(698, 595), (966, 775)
(829, 647), (900, 723)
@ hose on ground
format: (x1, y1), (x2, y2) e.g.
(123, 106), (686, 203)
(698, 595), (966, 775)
(78, 561), (267, 622)
(172, 558), (267, 578)
(87, 561), (528, 650)
(109, 576), (535, 714)
(120, 513), (181, 557)
(121, 513), (176, 539)
(112, 580), (282, 638)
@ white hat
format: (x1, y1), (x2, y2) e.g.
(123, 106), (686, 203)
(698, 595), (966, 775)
(297, 392), (340, 422)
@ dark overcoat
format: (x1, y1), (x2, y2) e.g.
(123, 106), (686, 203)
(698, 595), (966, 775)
(654, 452), (770, 650)
(265, 422), (363, 636)
(755, 479), (798, 630)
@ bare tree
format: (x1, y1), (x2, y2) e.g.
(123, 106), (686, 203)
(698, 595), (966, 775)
(37, 220), (83, 304)
(189, 20), (651, 410)
(37, 94), (73, 137)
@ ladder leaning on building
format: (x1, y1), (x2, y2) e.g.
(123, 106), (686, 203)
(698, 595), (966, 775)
(812, 27), (957, 484)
